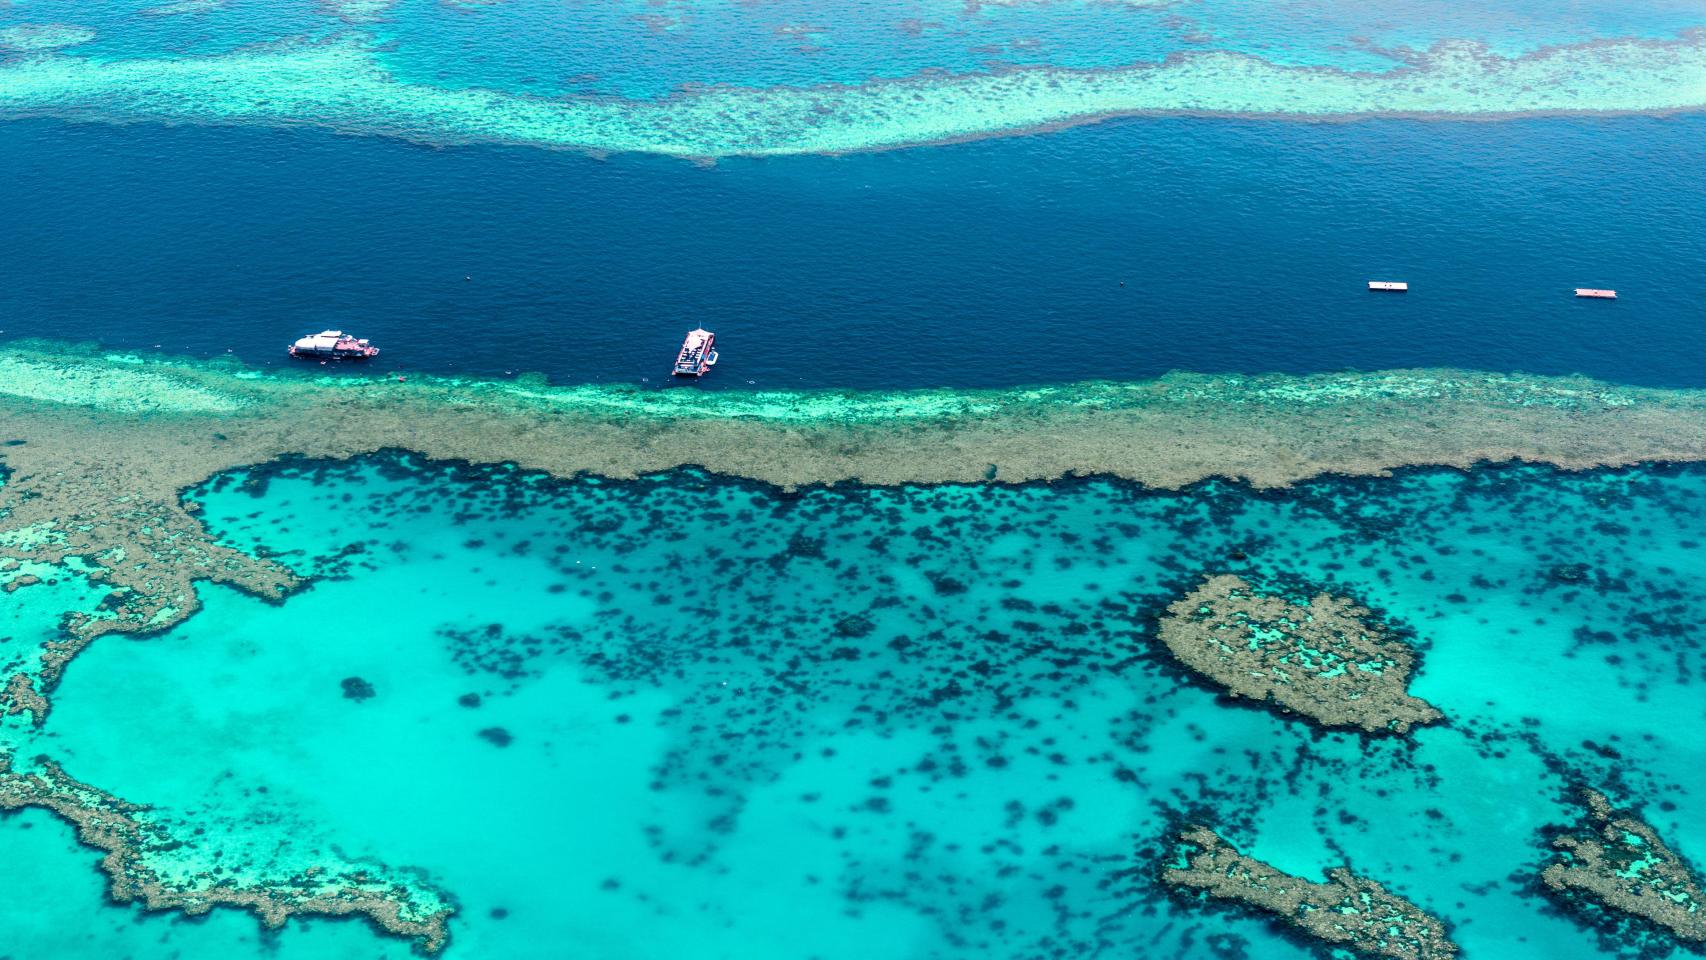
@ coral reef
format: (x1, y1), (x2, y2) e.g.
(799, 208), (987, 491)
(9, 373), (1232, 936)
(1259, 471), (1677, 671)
(321, 0), (397, 23)
(4, 343), (1706, 722)
(0, 24), (98, 52)
(3, 673), (48, 719)
(1163, 825), (1458, 959)
(4, 32), (1706, 156)
(1156, 574), (1442, 733)
(0, 754), (453, 952)
(140, 0), (230, 15)
(1542, 789), (1706, 943)
(0, 343), (1700, 954)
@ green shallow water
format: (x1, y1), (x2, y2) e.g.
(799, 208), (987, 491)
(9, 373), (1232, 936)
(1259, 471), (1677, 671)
(6, 454), (1706, 958)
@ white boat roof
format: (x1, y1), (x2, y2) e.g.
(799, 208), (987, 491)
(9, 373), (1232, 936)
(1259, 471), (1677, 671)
(295, 331), (357, 349)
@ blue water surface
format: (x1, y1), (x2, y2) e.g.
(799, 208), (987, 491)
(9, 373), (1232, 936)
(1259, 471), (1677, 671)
(2, 114), (1704, 388)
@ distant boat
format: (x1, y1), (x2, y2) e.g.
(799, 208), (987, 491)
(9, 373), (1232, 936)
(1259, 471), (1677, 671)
(672, 328), (718, 377)
(1575, 288), (1617, 300)
(1368, 281), (1408, 292)
(288, 330), (379, 360)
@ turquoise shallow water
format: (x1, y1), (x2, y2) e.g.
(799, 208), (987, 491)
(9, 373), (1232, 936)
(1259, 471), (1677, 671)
(10, 0), (1705, 96)
(7, 456), (1706, 958)
(9, 0), (1706, 160)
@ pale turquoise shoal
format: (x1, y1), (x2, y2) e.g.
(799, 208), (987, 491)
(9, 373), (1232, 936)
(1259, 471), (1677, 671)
(13, 0), (1706, 100)
(4, 32), (1706, 156)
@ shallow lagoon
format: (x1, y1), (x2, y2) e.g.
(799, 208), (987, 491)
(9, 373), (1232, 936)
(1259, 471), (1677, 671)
(6, 455), (1706, 958)
(11, 0), (1706, 96)
(10, 0), (1706, 160)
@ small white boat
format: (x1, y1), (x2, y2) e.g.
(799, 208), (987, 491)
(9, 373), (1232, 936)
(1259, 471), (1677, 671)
(288, 330), (379, 360)
(672, 328), (718, 377)
(1575, 288), (1617, 300)
(1368, 281), (1408, 292)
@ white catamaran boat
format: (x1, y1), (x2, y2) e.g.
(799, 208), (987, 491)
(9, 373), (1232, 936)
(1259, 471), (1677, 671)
(672, 328), (718, 377)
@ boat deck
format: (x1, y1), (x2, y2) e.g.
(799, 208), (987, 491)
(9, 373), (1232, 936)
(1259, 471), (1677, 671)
(673, 328), (717, 376)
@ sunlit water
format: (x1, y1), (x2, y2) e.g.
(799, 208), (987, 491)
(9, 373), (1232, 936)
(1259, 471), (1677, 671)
(4, 114), (1706, 388)
(6, 1), (1706, 956)
(10, 0), (1706, 95)
(6, 455), (1705, 958)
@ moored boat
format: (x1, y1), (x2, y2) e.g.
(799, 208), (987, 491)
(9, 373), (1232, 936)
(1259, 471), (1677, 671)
(672, 328), (718, 377)
(288, 330), (379, 360)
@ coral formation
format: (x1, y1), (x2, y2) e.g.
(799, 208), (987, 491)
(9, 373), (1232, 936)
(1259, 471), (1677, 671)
(140, 0), (229, 15)
(0, 754), (453, 952)
(1542, 789), (1706, 943)
(321, 0), (397, 23)
(3, 673), (48, 719)
(1156, 574), (1442, 733)
(1163, 825), (1458, 959)
(0, 24), (98, 52)
(4, 32), (1706, 156)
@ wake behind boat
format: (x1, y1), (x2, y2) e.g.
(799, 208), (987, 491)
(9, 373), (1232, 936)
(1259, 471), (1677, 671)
(672, 328), (718, 377)
(288, 330), (379, 360)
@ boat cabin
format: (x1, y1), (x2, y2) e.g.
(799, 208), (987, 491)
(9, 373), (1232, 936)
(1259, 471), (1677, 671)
(289, 330), (379, 360)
